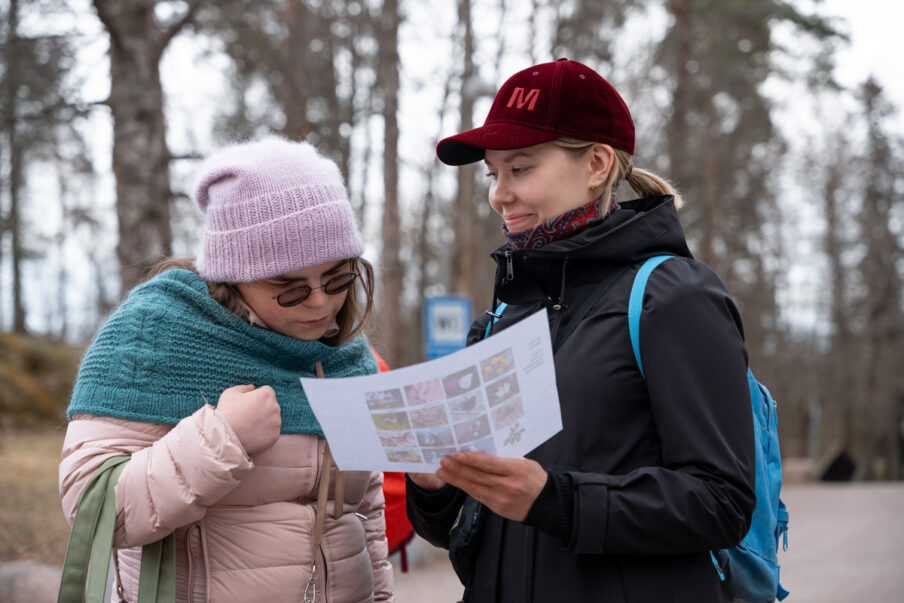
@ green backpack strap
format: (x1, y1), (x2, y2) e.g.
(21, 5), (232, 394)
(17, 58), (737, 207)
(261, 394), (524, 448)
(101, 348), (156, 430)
(58, 455), (175, 603)
(58, 456), (128, 602)
(138, 533), (176, 602)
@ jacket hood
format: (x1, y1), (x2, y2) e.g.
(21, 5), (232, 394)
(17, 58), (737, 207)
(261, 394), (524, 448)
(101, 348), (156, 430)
(489, 195), (693, 304)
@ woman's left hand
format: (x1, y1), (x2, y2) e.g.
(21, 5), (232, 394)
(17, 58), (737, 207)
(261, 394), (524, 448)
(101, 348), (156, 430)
(436, 451), (547, 522)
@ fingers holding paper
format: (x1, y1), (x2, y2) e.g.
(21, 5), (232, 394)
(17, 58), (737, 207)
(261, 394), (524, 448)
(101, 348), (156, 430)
(437, 451), (547, 522)
(407, 472), (447, 491)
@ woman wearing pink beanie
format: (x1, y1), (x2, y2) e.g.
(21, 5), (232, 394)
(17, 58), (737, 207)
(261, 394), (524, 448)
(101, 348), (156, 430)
(59, 137), (394, 602)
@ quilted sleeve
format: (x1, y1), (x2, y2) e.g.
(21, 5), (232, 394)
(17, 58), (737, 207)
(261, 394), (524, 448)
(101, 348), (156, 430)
(59, 405), (254, 548)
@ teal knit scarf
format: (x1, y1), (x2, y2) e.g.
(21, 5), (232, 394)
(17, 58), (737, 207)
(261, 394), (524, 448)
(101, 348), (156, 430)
(67, 269), (377, 437)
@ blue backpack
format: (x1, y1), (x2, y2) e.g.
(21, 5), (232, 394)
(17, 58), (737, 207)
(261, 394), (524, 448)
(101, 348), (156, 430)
(631, 255), (790, 602)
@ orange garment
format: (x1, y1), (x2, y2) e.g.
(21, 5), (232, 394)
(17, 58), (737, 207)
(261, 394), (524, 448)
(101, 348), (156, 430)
(372, 349), (415, 563)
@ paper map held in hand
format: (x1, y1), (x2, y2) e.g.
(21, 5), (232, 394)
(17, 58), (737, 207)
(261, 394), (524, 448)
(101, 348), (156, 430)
(300, 309), (562, 472)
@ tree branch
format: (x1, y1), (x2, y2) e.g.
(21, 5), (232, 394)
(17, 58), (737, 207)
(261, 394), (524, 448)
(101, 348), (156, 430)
(91, 0), (125, 56)
(154, 0), (202, 62)
(168, 152), (205, 161)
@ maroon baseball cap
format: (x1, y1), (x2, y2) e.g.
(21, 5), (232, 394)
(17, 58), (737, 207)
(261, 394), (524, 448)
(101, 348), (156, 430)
(436, 58), (635, 166)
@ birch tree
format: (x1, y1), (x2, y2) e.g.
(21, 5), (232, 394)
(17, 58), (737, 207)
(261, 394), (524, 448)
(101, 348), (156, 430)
(92, 0), (200, 294)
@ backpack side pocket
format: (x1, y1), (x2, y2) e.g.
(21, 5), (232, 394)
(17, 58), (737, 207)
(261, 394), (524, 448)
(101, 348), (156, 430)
(448, 495), (486, 588)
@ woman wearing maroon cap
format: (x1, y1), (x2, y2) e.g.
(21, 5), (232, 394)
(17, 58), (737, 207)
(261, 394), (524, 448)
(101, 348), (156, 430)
(406, 59), (756, 602)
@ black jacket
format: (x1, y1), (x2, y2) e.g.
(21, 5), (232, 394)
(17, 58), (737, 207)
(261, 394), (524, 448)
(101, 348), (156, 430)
(407, 196), (756, 602)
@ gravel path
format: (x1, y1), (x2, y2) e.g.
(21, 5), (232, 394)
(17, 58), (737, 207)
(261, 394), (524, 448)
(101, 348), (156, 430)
(391, 483), (904, 603)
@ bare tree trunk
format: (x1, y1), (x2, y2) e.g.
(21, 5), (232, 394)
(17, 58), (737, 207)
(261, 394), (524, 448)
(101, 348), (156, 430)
(281, 0), (314, 141)
(822, 142), (854, 452)
(93, 0), (197, 295)
(452, 0), (477, 300)
(280, 0), (351, 171)
(357, 90), (374, 226)
(665, 0), (692, 185)
(0, 133), (4, 329)
(528, 0), (540, 64)
(377, 0), (402, 367)
(5, 0), (27, 332)
(700, 103), (718, 268)
(9, 113), (26, 334)
(343, 6), (363, 182)
(493, 0), (508, 83)
(55, 157), (70, 341)
(854, 79), (903, 479)
(411, 68), (457, 365)
(696, 27), (719, 269)
(664, 0), (719, 265)
(412, 193), (431, 365)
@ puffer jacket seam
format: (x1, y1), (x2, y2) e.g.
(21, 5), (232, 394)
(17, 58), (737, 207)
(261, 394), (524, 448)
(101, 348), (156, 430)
(164, 440), (200, 511)
(185, 528), (193, 603)
(206, 406), (252, 479)
(201, 519), (211, 603)
(186, 523), (206, 603)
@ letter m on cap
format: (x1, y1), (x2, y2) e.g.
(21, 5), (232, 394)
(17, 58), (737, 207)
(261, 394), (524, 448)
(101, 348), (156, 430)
(507, 87), (540, 111)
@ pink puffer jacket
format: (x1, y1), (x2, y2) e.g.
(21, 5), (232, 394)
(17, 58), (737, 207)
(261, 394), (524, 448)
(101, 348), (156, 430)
(59, 405), (394, 603)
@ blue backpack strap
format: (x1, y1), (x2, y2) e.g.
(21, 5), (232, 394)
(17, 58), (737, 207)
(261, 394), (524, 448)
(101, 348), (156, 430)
(628, 255), (673, 378)
(629, 255), (790, 599)
(629, 255), (727, 583)
(484, 302), (508, 339)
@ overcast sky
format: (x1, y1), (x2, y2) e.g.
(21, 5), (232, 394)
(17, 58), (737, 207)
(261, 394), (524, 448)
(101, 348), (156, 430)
(821, 0), (903, 113)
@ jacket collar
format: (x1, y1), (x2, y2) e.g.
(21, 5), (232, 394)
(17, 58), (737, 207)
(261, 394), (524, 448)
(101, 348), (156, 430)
(489, 195), (693, 305)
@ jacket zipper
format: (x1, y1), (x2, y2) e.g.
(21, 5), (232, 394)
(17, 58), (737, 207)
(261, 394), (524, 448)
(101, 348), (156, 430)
(187, 523), (202, 603)
(320, 546), (329, 603)
(505, 249), (514, 281)
(306, 546), (329, 603)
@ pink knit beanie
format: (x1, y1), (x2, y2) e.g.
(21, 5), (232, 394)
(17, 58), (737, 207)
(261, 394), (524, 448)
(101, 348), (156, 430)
(193, 137), (364, 283)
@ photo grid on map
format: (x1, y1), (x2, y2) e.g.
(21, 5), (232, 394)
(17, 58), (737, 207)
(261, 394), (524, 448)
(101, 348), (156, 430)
(368, 347), (524, 464)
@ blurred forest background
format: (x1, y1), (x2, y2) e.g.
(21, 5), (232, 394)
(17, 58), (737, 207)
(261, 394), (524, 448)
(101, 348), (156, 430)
(1, 0), (903, 489)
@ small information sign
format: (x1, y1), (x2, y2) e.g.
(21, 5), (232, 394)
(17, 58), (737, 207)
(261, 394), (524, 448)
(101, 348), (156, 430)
(424, 296), (473, 359)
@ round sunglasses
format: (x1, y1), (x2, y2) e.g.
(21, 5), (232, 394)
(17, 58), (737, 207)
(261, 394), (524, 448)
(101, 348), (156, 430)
(271, 272), (359, 307)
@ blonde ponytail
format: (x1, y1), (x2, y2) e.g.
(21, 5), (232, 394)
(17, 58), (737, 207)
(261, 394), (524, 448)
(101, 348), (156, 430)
(615, 150), (683, 209)
(553, 137), (683, 209)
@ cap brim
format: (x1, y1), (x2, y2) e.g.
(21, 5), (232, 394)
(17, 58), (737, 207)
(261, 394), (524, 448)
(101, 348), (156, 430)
(436, 122), (560, 166)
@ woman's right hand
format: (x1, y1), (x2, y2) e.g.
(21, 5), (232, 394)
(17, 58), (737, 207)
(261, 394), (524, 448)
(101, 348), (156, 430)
(407, 472), (447, 491)
(216, 384), (282, 454)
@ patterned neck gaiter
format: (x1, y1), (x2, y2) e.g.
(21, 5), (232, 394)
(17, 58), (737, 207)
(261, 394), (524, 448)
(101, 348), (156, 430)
(503, 196), (617, 250)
